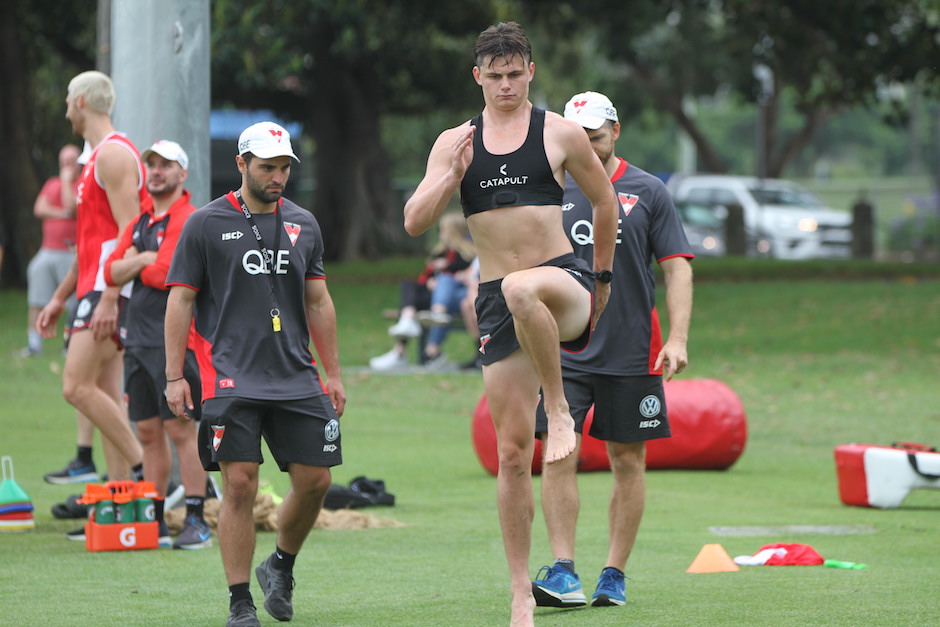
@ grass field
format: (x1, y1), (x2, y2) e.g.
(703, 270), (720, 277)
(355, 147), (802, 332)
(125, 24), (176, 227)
(1, 257), (938, 626)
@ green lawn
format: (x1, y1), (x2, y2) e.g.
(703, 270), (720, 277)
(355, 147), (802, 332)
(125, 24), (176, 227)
(1, 258), (938, 626)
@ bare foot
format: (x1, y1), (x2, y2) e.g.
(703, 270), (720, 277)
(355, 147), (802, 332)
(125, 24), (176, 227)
(510, 591), (536, 627)
(544, 411), (576, 463)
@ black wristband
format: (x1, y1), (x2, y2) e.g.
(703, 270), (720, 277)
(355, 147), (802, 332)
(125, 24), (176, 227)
(166, 376), (185, 383)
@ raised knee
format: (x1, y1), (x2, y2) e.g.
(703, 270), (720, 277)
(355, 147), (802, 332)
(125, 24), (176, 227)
(500, 276), (533, 310)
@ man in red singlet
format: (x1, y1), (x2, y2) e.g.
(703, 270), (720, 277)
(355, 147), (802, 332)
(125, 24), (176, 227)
(38, 72), (146, 526)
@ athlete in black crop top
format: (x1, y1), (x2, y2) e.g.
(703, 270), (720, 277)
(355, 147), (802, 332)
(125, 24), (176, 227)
(402, 23), (619, 625)
(460, 107), (563, 217)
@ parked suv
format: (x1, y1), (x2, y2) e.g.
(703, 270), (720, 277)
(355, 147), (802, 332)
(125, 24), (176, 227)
(666, 174), (852, 260)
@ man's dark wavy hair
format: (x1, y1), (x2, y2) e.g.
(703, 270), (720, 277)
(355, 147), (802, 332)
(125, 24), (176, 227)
(473, 21), (532, 68)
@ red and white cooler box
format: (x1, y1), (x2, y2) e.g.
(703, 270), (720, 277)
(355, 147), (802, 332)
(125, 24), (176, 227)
(834, 442), (940, 508)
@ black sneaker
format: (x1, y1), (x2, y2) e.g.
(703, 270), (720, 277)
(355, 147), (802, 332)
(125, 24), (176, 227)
(65, 526), (86, 541)
(255, 553), (295, 621)
(226, 599), (261, 627)
(44, 458), (98, 484)
(51, 494), (89, 519)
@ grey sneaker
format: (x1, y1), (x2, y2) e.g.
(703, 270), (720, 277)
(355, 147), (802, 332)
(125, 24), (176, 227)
(255, 553), (295, 621)
(172, 515), (212, 550)
(227, 599), (261, 627)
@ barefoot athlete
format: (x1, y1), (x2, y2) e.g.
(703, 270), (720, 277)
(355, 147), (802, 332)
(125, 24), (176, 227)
(403, 22), (617, 626)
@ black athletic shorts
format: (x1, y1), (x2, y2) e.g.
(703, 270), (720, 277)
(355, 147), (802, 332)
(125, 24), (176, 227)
(475, 253), (595, 366)
(535, 371), (672, 444)
(125, 346), (201, 422)
(198, 395), (342, 471)
(65, 291), (129, 349)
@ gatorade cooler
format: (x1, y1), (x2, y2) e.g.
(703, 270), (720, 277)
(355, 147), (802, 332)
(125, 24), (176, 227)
(79, 480), (160, 551)
(834, 442), (940, 508)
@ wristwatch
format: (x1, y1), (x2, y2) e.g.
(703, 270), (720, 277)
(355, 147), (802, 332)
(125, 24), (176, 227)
(595, 269), (613, 284)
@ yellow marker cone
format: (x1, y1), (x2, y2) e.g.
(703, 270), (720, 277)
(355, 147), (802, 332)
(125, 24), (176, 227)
(687, 543), (740, 573)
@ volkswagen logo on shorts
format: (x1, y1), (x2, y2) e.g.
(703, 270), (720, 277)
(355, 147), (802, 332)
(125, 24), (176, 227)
(639, 395), (661, 418)
(76, 298), (92, 319)
(324, 419), (339, 442)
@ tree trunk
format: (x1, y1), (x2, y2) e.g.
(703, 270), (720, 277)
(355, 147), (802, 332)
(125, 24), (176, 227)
(0, 2), (42, 286)
(307, 33), (409, 262)
(768, 107), (831, 179)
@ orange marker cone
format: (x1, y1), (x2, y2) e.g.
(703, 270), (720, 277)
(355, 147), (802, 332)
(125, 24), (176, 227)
(687, 543), (740, 573)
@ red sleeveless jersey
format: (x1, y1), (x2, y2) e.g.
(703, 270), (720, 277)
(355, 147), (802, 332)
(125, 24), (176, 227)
(74, 132), (146, 298)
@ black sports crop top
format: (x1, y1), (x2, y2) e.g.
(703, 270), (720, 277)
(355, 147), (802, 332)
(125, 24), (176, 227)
(459, 106), (564, 217)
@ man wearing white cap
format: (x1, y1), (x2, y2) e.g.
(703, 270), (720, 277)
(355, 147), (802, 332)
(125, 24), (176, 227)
(532, 91), (694, 609)
(164, 122), (345, 627)
(104, 140), (211, 550)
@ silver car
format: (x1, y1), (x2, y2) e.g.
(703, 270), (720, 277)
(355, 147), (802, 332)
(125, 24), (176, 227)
(667, 174), (852, 260)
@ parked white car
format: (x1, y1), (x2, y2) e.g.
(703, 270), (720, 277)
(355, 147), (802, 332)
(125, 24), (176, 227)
(666, 174), (852, 260)
(673, 200), (725, 257)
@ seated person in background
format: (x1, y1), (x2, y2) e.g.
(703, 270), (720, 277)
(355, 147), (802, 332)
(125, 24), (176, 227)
(421, 257), (478, 368)
(370, 212), (475, 370)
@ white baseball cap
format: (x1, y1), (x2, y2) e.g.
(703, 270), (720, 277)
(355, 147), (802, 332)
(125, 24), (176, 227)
(237, 121), (299, 161)
(563, 91), (619, 130)
(141, 140), (190, 170)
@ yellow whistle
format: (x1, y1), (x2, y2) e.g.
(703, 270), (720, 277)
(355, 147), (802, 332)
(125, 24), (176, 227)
(272, 315), (281, 332)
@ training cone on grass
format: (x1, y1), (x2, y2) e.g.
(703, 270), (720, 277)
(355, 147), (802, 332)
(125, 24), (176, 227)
(0, 456), (35, 532)
(687, 543), (739, 573)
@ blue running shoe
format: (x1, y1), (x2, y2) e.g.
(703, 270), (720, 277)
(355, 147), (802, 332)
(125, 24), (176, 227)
(591, 567), (627, 606)
(531, 564), (587, 607)
(43, 458), (98, 484)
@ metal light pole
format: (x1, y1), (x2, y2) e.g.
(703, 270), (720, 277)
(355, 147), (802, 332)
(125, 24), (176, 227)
(110, 0), (211, 207)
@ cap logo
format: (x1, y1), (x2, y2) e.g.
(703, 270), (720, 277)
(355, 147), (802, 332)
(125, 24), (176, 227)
(573, 99), (588, 110)
(268, 129), (284, 142)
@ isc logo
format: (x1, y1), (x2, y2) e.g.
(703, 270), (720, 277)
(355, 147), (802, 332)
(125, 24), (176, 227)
(222, 231), (244, 240)
(639, 419), (661, 429)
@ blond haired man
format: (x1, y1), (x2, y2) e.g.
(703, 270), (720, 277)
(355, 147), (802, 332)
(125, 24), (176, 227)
(38, 72), (146, 537)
